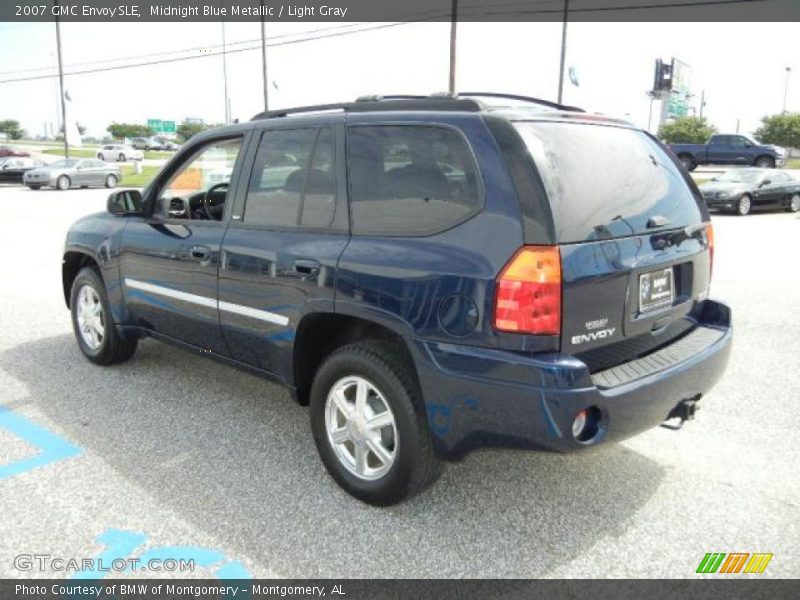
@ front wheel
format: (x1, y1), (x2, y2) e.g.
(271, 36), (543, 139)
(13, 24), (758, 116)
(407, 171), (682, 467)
(310, 340), (442, 506)
(27, 185), (41, 190)
(105, 174), (117, 188)
(96, 153), (104, 160)
(678, 155), (696, 171)
(118, 153), (126, 162)
(786, 193), (800, 213)
(737, 194), (752, 216)
(56, 175), (70, 191)
(70, 267), (137, 365)
(754, 156), (775, 169)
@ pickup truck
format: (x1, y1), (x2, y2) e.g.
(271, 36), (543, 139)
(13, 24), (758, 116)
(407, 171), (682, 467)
(668, 134), (785, 171)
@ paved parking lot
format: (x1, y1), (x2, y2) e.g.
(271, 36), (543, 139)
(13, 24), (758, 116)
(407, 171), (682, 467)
(0, 184), (798, 578)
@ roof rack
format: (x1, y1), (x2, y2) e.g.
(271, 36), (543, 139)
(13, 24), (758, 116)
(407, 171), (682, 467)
(458, 92), (584, 113)
(251, 95), (483, 121)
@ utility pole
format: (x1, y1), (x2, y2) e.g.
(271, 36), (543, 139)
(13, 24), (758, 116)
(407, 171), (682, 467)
(448, 0), (458, 94)
(698, 89), (705, 118)
(54, 0), (69, 159)
(260, 0), (269, 112)
(557, 0), (569, 104)
(783, 67), (791, 113)
(222, 19), (230, 124)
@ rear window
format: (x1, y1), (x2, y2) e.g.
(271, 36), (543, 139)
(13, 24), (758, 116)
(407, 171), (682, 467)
(514, 121), (702, 243)
(347, 125), (482, 236)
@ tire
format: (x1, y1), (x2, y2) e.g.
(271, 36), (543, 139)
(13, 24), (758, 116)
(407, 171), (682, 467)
(105, 174), (117, 189)
(310, 340), (442, 506)
(56, 175), (70, 191)
(786, 193), (800, 213)
(118, 153), (126, 162)
(754, 156), (775, 169)
(96, 153), (104, 160)
(737, 194), (752, 216)
(678, 155), (696, 171)
(27, 185), (41, 190)
(70, 267), (137, 366)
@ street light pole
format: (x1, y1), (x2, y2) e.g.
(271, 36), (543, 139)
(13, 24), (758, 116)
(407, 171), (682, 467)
(222, 19), (230, 124)
(260, 0), (269, 112)
(448, 0), (458, 94)
(783, 66), (791, 113)
(54, 0), (69, 159)
(557, 0), (569, 104)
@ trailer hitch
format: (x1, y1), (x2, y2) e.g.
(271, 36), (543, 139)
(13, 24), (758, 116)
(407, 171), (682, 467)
(660, 395), (701, 430)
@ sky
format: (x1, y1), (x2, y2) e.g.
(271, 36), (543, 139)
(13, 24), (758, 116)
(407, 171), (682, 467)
(0, 20), (797, 139)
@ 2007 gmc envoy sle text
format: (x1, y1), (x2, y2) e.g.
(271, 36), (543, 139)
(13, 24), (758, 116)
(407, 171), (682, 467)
(61, 93), (732, 505)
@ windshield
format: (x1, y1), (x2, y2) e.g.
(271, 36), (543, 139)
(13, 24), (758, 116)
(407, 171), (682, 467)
(715, 170), (761, 183)
(514, 121), (703, 242)
(50, 159), (79, 168)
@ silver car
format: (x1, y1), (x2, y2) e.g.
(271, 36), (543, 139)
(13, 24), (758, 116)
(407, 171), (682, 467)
(96, 144), (144, 162)
(23, 159), (122, 191)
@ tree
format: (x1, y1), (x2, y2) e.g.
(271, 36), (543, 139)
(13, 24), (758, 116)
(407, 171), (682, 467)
(0, 119), (26, 140)
(658, 116), (718, 144)
(107, 122), (153, 139)
(177, 121), (209, 142)
(754, 113), (800, 149)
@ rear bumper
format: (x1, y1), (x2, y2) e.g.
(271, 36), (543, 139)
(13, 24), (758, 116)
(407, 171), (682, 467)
(410, 299), (732, 458)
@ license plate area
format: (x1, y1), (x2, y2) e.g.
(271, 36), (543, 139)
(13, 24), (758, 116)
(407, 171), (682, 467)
(638, 267), (674, 313)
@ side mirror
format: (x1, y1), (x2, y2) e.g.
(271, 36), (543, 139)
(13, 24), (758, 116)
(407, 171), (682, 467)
(761, 179), (772, 186)
(107, 189), (143, 215)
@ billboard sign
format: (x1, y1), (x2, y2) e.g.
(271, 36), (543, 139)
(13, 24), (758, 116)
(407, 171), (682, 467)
(666, 58), (691, 118)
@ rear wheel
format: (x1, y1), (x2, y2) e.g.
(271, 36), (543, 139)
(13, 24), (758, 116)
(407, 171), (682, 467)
(70, 267), (137, 365)
(105, 174), (117, 188)
(787, 193), (800, 213)
(754, 156), (775, 169)
(310, 340), (442, 506)
(118, 153), (126, 162)
(96, 153), (104, 160)
(737, 193), (752, 216)
(56, 175), (70, 191)
(678, 155), (696, 171)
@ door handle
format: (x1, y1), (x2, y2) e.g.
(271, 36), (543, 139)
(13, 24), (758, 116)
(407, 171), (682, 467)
(294, 259), (320, 275)
(190, 245), (211, 260)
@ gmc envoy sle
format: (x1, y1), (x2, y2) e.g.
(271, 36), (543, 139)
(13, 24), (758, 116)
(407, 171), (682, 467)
(62, 93), (732, 505)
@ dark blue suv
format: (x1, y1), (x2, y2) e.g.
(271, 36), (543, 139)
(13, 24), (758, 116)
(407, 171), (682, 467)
(62, 94), (732, 505)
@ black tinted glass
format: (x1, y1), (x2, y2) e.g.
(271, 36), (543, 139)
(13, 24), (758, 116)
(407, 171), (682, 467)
(245, 128), (336, 229)
(347, 125), (481, 236)
(514, 121), (703, 242)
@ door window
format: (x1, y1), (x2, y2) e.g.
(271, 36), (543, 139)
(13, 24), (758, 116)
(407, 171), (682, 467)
(346, 125), (482, 236)
(243, 127), (336, 229)
(155, 137), (242, 221)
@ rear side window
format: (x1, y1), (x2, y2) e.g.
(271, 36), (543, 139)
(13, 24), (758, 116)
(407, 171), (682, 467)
(347, 125), (481, 236)
(244, 127), (336, 229)
(514, 121), (703, 243)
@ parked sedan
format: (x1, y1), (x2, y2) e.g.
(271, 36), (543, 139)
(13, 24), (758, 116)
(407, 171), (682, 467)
(698, 168), (800, 215)
(96, 144), (143, 162)
(23, 159), (121, 191)
(0, 157), (47, 183)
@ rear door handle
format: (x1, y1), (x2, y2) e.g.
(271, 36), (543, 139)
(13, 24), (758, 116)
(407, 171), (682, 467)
(190, 245), (211, 260)
(294, 259), (320, 275)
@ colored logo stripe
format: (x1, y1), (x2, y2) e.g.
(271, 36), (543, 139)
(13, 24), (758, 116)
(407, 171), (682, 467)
(697, 552), (772, 574)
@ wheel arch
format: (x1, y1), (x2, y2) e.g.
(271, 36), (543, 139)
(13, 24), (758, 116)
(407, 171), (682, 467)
(292, 312), (418, 406)
(62, 251), (100, 308)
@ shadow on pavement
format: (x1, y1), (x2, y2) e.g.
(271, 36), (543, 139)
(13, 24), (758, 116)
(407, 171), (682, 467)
(0, 334), (665, 577)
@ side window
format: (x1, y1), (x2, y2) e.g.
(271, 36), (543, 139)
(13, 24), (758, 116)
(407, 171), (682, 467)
(243, 127), (336, 229)
(347, 125), (481, 236)
(156, 137), (242, 220)
(730, 136), (748, 147)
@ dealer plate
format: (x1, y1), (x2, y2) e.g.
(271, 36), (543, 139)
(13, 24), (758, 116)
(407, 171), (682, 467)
(639, 267), (674, 313)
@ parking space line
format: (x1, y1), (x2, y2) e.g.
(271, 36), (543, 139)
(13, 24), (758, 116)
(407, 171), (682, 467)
(0, 406), (82, 480)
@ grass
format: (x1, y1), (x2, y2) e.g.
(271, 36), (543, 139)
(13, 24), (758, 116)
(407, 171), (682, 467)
(120, 165), (160, 187)
(785, 158), (800, 169)
(41, 147), (98, 158)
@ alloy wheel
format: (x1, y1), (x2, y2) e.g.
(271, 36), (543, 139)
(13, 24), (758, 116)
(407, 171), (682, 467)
(325, 375), (397, 481)
(76, 285), (105, 350)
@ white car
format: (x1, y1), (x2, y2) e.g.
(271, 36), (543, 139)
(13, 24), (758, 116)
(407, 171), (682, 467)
(96, 144), (143, 162)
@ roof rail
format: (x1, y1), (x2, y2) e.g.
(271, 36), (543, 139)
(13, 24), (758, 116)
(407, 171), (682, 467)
(458, 92), (584, 113)
(251, 95), (484, 121)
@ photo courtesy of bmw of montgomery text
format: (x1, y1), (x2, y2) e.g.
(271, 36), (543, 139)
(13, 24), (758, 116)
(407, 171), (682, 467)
(62, 93), (732, 505)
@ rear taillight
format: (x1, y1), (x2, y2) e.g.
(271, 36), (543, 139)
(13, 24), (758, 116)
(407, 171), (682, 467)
(493, 246), (561, 335)
(705, 222), (714, 278)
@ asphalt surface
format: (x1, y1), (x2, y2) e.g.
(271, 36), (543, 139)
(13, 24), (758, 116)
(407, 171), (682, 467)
(0, 184), (798, 579)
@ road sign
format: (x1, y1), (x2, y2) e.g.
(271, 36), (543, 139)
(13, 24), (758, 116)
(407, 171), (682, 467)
(147, 118), (162, 133)
(162, 121), (176, 133)
(147, 119), (176, 134)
